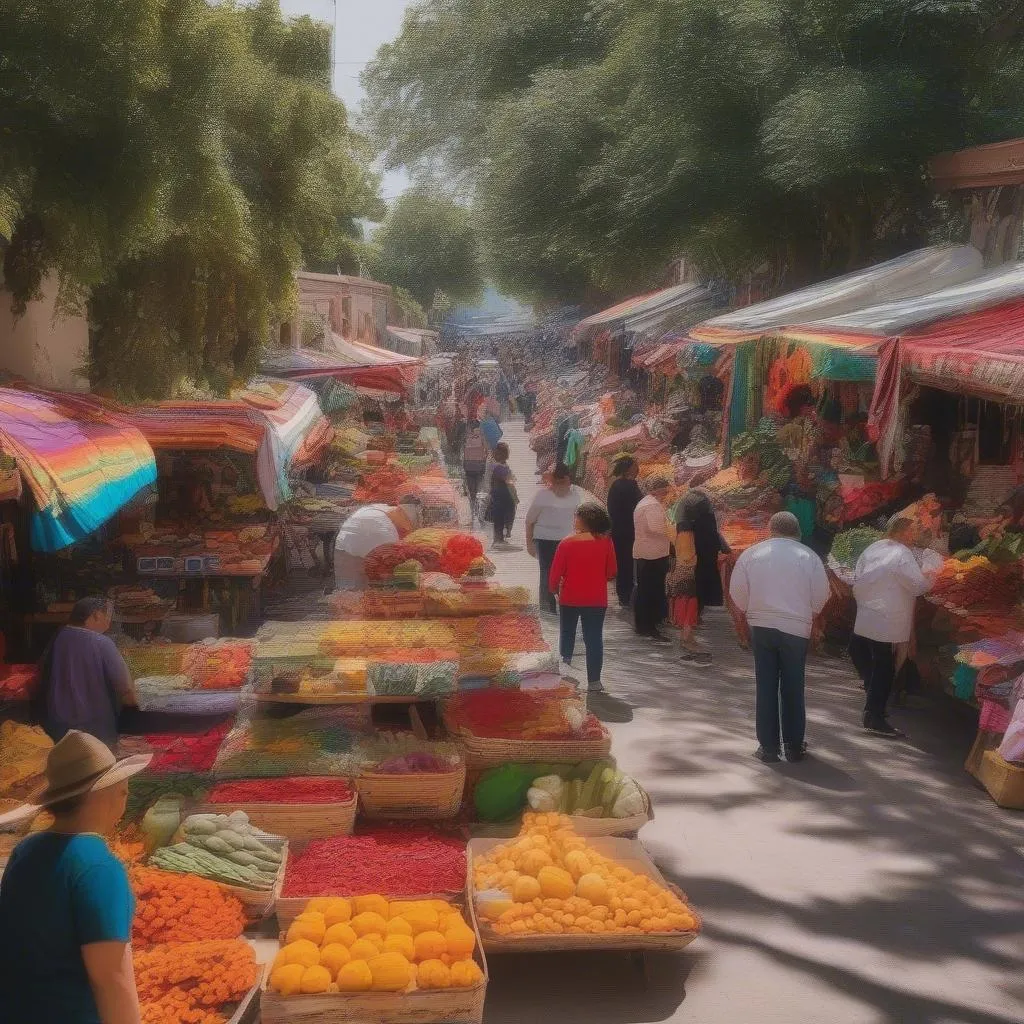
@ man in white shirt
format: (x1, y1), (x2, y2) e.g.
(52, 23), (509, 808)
(525, 465), (583, 613)
(851, 516), (943, 738)
(730, 511), (830, 762)
(334, 496), (423, 590)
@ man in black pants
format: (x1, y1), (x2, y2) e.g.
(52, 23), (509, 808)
(850, 516), (942, 737)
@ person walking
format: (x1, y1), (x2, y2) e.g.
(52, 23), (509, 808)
(633, 476), (673, 643)
(525, 465), (583, 614)
(548, 503), (627, 719)
(850, 515), (942, 738)
(37, 597), (137, 752)
(0, 730), (152, 1024)
(606, 456), (643, 610)
(462, 420), (488, 526)
(672, 488), (730, 658)
(488, 442), (519, 550)
(729, 511), (830, 762)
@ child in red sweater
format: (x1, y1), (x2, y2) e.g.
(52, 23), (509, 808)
(548, 503), (617, 696)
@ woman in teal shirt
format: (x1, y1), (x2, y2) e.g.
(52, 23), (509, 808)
(0, 730), (151, 1024)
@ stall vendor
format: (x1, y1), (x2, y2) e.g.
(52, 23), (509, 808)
(996, 485), (1024, 532)
(333, 495), (424, 590)
(37, 597), (137, 752)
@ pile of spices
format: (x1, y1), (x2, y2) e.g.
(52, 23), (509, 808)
(281, 827), (466, 898)
(145, 722), (230, 773)
(207, 777), (354, 804)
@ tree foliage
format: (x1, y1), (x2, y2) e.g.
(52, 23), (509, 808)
(364, 0), (1024, 304)
(368, 186), (483, 310)
(0, 0), (381, 398)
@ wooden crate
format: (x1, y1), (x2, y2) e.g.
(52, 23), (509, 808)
(468, 837), (700, 953)
(356, 765), (465, 821)
(979, 750), (1024, 810)
(262, 884), (487, 1024)
(445, 717), (612, 771)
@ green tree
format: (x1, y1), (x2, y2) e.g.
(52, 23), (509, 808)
(0, 0), (381, 398)
(368, 186), (483, 310)
(364, 0), (1024, 304)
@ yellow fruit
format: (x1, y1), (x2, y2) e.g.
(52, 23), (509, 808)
(323, 923), (358, 948)
(417, 959), (451, 990)
(300, 965), (333, 994)
(349, 938), (381, 961)
(351, 912), (389, 937)
(401, 906), (440, 935)
(385, 916), (413, 937)
(364, 933), (385, 952)
(270, 963), (305, 995)
(336, 960), (373, 992)
(287, 916), (326, 945)
(449, 960), (484, 988)
(413, 930), (447, 962)
(518, 848), (553, 877)
(353, 895), (390, 919)
(277, 940), (320, 969)
(576, 873), (609, 906)
(319, 944), (352, 975)
(383, 934), (415, 960)
(304, 898), (332, 914)
(537, 866), (574, 900)
(564, 850), (592, 881)
(368, 952), (413, 992)
(512, 875), (541, 903)
(444, 925), (476, 960)
(323, 898), (352, 927)
(389, 900), (420, 918)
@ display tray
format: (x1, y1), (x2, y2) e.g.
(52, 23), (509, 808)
(470, 788), (653, 839)
(211, 836), (288, 922)
(468, 837), (700, 954)
(194, 796), (357, 841)
(273, 844), (465, 928)
(262, 876), (487, 1024)
(356, 764), (465, 821)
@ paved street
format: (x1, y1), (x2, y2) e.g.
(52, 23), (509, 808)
(475, 420), (1024, 1024)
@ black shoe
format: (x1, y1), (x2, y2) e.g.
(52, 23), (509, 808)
(586, 688), (634, 724)
(784, 743), (808, 762)
(864, 719), (906, 738)
(755, 746), (781, 763)
(648, 631), (671, 644)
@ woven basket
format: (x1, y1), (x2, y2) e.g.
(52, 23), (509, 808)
(356, 765), (466, 820)
(211, 836), (288, 923)
(194, 796), (357, 841)
(263, 882), (487, 1024)
(450, 724), (612, 771)
(468, 837), (699, 953)
(979, 750), (1024, 810)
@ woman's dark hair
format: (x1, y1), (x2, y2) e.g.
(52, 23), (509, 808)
(551, 463), (572, 482)
(493, 442), (509, 462)
(678, 488), (713, 529)
(70, 596), (112, 626)
(576, 502), (612, 535)
(612, 456), (638, 478)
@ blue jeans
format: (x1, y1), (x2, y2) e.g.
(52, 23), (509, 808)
(751, 626), (808, 752)
(559, 606), (607, 687)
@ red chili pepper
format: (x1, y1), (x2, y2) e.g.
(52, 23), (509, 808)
(207, 778), (353, 804)
(281, 827), (465, 898)
(145, 722), (230, 773)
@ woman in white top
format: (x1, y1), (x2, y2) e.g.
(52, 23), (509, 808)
(334, 496), (423, 590)
(851, 515), (942, 737)
(525, 465), (584, 613)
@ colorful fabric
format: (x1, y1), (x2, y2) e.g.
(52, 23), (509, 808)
(0, 388), (156, 551)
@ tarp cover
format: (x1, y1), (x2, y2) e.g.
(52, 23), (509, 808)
(0, 388), (156, 551)
(233, 378), (331, 472)
(262, 336), (420, 393)
(692, 245), (984, 344)
(572, 283), (709, 346)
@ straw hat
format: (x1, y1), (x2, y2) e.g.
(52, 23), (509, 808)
(0, 730), (151, 827)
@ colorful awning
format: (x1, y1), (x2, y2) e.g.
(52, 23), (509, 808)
(262, 336), (421, 394)
(232, 378), (331, 473)
(691, 245), (984, 345)
(0, 388), (156, 551)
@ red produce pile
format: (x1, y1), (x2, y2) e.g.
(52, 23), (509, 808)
(207, 777), (354, 804)
(145, 722), (230, 773)
(364, 543), (442, 581)
(281, 827), (466, 897)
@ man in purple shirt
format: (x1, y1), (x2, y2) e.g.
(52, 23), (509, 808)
(41, 597), (136, 751)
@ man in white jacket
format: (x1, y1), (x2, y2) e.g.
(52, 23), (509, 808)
(851, 516), (943, 737)
(730, 512), (830, 763)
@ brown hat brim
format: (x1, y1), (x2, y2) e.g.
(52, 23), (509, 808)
(0, 753), (152, 828)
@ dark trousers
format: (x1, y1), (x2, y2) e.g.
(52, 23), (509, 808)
(559, 605), (607, 686)
(464, 470), (483, 511)
(535, 539), (559, 613)
(612, 535), (635, 607)
(492, 506), (512, 544)
(849, 633), (895, 724)
(751, 626), (808, 753)
(634, 557), (669, 635)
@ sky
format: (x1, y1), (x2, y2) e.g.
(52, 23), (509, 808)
(280, 0), (412, 201)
